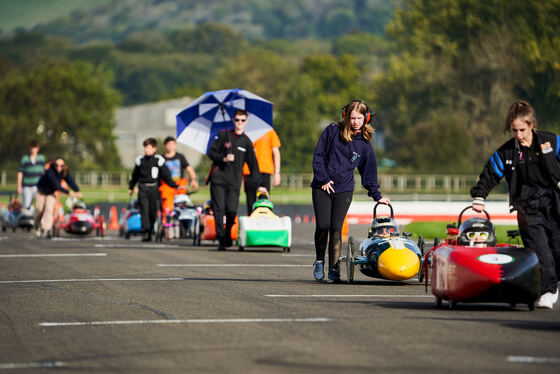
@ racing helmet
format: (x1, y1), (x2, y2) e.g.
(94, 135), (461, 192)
(72, 201), (87, 210)
(458, 217), (496, 247)
(252, 195), (273, 212)
(369, 216), (399, 238)
(203, 200), (213, 214)
(174, 194), (193, 207)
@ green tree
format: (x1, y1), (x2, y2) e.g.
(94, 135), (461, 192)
(376, 0), (560, 169)
(302, 54), (369, 117)
(274, 75), (322, 172)
(0, 61), (121, 169)
(208, 48), (298, 105)
(393, 113), (474, 173)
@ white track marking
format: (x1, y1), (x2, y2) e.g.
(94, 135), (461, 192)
(39, 317), (330, 327)
(507, 356), (560, 364)
(0, 253), (107, 258)
(157, 264), (309, 267)
(94, 244), (182, 248)
(265, 294), (433, 298)
(0, 277), (185, 284)
(281, 254), (314, 257)
(0, 361), (66, 369)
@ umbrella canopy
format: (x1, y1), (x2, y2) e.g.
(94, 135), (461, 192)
(176, 88), (273, 154)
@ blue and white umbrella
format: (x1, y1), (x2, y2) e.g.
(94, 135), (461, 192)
(176, 88), (273, 154)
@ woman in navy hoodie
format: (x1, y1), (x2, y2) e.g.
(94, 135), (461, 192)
(311, 100), (389, 282)
(34, 157), (82, 238)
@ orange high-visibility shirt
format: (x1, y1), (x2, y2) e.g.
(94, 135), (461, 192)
(243, 129), (281, 175)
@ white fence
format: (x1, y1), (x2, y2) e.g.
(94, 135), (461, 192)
(0, 170), (484, 193)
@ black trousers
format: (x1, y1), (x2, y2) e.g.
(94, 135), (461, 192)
(517, 195), (560, 294)
(138, 185), (160, 235)
(245, 173), (271, 213)
(312, 188), (353, 272)
(210, 182), (240, 245)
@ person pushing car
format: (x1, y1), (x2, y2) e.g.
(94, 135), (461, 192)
(471, 100), (560, 309)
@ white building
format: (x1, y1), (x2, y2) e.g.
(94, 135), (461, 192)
(114, 96), (203, 168)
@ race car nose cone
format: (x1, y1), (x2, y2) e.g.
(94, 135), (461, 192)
(378, 248), (420, 281)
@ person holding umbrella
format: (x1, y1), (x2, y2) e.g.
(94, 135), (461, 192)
(311, 100), (389, 283)
(471, 100), (560, 309)
(207, 109), (268, 250)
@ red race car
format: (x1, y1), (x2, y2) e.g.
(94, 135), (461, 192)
(423, 206), (540, 310)
(53, 201), (105, 237)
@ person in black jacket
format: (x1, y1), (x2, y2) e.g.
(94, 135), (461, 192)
(311, 100), (390, 283)
(207, 109), (267, 250)
(34, 157), (82, 238)
(471, 100), (560, 309)
(129, 138), (178, 242)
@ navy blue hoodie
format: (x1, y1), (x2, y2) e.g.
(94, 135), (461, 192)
(311, 122), (382, 200)
(36, 166), (80, 195)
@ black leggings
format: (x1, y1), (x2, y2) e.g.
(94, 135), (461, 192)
(312, 188), (353, 272)
(517, 195), (560, 294)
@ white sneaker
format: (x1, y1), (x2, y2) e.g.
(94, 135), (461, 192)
(552, 289), (559, 304)
(536, 293), (554, 309)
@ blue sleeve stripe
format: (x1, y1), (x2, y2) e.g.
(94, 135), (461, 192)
(492, 152), (504, 170)
(491, 154), (504, 178)
(556, 135), (560, 159)
(493, 152), (504, 171)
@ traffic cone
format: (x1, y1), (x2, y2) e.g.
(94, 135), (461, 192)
(108, 206), (119, 230)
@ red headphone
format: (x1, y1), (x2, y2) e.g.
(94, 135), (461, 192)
(342, 100), (374, 125)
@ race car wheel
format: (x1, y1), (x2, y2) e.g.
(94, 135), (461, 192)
(528, 302), (535, 311)
(1, 225), (5, 232)
(435, 297), (442, 308)
(239, 246), (244, 251)
(346, 236), (355, 283)
(449, 300), (457, 309)
(192, 218), (200, 246)
(125, 232), (131, 240)
(417, 235), (425, 255)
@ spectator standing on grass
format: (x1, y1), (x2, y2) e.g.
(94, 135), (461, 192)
(471, 100), (560, 309)
(17, 140), (45, 210)
(311, 100), (389, 283)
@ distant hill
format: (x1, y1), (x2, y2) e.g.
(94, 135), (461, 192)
(0, 0), (110, 33)
(1, 0), (394, 43)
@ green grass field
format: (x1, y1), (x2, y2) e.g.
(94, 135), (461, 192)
(403, 221), (519, 244)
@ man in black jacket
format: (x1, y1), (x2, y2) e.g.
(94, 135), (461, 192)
(129, 138), (178, 242)
(207, 110), (267, 250)
(471, 101), (560, 309)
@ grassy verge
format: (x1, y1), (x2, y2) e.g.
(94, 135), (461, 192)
(0, 186), (316, 206)
(404, 221), (519, 244)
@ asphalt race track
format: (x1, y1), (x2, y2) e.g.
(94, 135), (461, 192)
(1, 224), (559, 373)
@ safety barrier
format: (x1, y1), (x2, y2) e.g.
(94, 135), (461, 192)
(0, 170), (488, 194)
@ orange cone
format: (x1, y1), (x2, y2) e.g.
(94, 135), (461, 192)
(108, 206), (119, 230)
